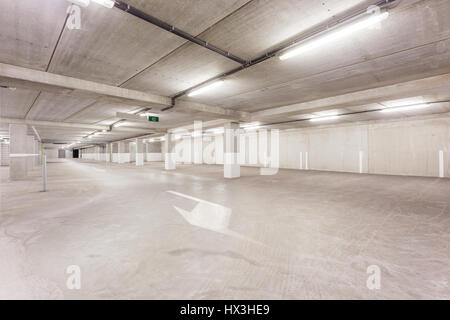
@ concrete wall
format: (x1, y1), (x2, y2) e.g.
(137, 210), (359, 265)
(171, 116), (449, 178)
(44, 148), (59, 159)
(76, 116), (448, 178)
(0, 143), (9, 166)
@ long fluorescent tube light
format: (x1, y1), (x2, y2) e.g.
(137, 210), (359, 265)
(380, 104), (430, 113)
(139, 112), (159, 117)
(67, 0), (90, 8)
(187, 80), (224, 97)
(113, 122), (125, 127)
(91, 0), (114, 8)
(309, 115), (340, 122)
(280, 11), (389, 60)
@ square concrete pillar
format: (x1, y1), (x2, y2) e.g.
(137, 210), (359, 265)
(136, 138), (144, 166)
(35, 140), (41, 166)
(26, 136), (35, 170)
(9, 124), (28, 180)
(118, 141), (126, 163)
(224, 122), (240, 179)
(193, 120), (203, 164)
(105, 143), (111, 162)
(164, 133), (176, 170)
(111, 143), (118, 163)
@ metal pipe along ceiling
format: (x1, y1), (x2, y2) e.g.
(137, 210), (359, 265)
(113, 0), (398, 102)
(113, 1), (247, 65)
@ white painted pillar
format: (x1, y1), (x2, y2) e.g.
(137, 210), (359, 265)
(224, 122), (240, 178)
(193, 121), (203, 164)
(248, 131), (257, 165)
(259, 129), (279, 175)
(305, 151), (309, 170)
(96, 146), (101, 161)
(9, 124), (28, 180)
(118, 141), (125, 163)
(439, 150), (444, 178)
(136, 138), (144, 166)
(164, 133), (176, 170)
(299, 151), (303, 169)
(105, 143), (111, 162)
(111, 143), (118, 163)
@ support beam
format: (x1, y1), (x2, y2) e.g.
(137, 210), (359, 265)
(0, 63), (247, 119)
(251, 73), (450, 119)
(0, 117), (160, 134)
(176, 100), (251, 121)
(0, 63), (170, 106)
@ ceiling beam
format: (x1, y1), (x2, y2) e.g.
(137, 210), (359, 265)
(0, 63), (249, 120)
(0, 117), (158, 133)
(251, 73), (450, 119)
(176, 100), (251, 120)
(0, 62), (170, 106)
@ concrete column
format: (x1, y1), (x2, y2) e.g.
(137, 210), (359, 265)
(259, 129), (279, 175)
(112, 143), (118, 163)
(118, 141), (126, 163)
(105, 143), (111, 162)
(193, 121), (203, 164)
(164, 133), (176, 170)
(147, 140), (163, 161)
(136, 138), (144, 166)
(26, 136), (35, 170)
(9, 124), (28, 180)
(224, 122), (240, 178)
(35, 140), (41, 166)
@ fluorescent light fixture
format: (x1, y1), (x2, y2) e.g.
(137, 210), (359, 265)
(91, 0), (114, 8)
(187, 80), (224, 97)
(280, 11), (389, 60)
(67, 0), (90, 8)
(241, 122), (261, 130)
(102, 129), (107, 133)
(309, 115), (340, 122)
(244, 126), (261, 131)
(207, 127), (224, 135)
(140, 112), (159, 117)
(380, 104), (430, 113)
(113, 122), (125, 127)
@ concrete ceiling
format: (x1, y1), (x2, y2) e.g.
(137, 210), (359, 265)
(0, 0), (449, 147)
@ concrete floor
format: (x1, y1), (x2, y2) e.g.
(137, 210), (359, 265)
(0, 160), (449, 299)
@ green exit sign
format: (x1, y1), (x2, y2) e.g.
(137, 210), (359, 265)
(148, 116), (159, 122)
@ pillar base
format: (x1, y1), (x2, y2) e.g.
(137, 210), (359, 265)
(136, 153), (144, 166)
(165, 153), (176, 170)
(224, 164), (240, 178)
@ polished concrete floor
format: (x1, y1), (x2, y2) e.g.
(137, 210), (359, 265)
(0, 159), (449, 299)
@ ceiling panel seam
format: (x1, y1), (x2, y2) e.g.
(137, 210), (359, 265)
(117, 0), (255, 88)
(68, 0), (255, 125)
(24, 12), (70, 121)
